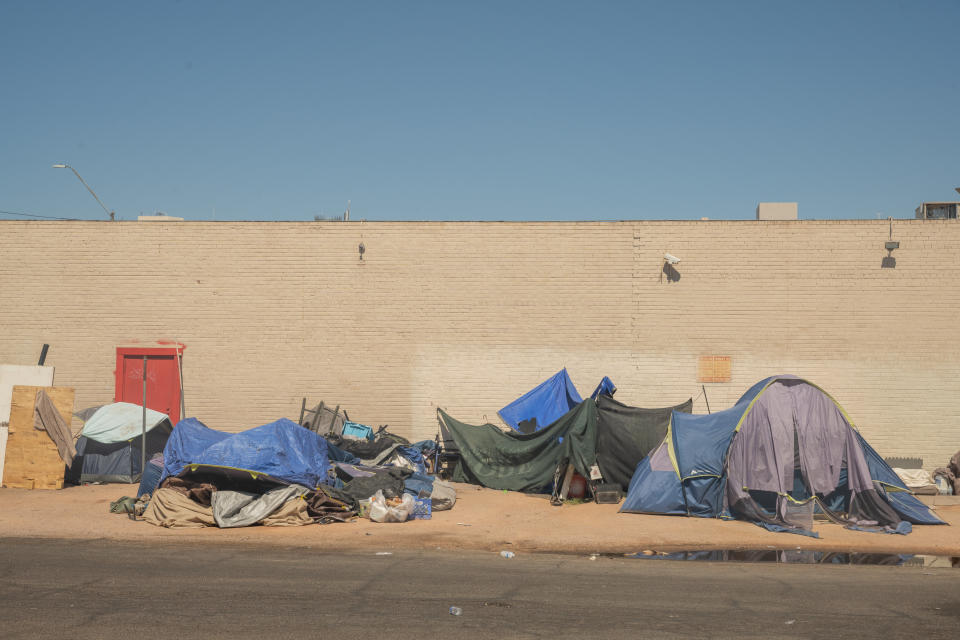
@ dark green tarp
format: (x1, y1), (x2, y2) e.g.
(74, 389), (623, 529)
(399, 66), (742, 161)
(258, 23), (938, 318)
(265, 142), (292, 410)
(595, 395), (693, 491)
(438, 399), (598, 492)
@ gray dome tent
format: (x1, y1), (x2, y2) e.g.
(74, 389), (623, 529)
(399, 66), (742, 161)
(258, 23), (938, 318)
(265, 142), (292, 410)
(66, 402), (172, 484)
(621, 376), (944, 533)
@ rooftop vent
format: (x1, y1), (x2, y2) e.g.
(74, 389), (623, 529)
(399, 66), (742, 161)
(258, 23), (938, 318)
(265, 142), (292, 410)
(138, 212), (184, 221)
(915, 202), (959, 220)
(756, 203), (798, 221)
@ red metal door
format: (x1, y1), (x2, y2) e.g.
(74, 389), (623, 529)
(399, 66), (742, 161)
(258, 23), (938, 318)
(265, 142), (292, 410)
(115, 348), (181, 425)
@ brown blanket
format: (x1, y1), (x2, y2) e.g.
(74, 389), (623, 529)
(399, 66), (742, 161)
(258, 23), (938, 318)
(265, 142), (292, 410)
(304, 488), (357, 523)
(142, 488), (216, 528)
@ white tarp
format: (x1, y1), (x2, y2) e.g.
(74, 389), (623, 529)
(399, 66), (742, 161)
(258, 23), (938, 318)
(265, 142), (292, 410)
(0, 365), (55, 485)
(80, 402), (169, 443)
(893, 467), (935, 489)
(211, 484), (310, 528)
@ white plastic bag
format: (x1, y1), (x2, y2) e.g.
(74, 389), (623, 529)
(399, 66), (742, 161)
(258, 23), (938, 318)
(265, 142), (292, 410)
(368, 490), (415, 523)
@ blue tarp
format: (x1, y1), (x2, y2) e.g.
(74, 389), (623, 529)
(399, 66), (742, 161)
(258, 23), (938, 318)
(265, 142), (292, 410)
(498, 369), (583, 433)
(409, 439), (438, 455)
(755, 521), (821, 538)
(498, 370), (617, 432)
(395, 444), (428, 475)
(404, 472), (434, 497)
(160, 418), (332, 488)
(590, 376), (617, 400)
(160, 418), (230, 481)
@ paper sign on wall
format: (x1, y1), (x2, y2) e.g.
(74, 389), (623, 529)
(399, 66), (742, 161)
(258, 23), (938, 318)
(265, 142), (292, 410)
(697, 356), (731, 383)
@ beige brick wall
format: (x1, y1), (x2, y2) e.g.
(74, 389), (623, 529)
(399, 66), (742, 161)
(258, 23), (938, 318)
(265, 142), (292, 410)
(1, 219), (958, 469)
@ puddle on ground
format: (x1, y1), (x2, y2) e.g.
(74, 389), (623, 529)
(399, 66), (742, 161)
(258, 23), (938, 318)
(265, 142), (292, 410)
(618, 550), (959, 567)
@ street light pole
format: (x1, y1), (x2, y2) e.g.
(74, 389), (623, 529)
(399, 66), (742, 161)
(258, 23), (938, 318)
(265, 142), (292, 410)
(52, 163), (115, 220)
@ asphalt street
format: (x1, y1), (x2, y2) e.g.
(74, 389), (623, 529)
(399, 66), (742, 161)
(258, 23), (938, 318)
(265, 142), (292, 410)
(0, 538), (955, 639)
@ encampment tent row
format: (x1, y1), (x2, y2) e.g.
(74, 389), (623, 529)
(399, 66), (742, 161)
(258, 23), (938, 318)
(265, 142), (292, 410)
(49, 370), (944, 536)
(440, 371), (943, 536)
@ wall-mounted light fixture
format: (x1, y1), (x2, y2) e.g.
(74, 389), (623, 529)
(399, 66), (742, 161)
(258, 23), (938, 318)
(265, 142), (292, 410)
(358, 242), (365, 261)
(882, 218), (898, 268)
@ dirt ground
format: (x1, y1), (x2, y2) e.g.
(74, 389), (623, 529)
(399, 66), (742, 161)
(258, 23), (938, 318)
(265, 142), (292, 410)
(1, 483), (957, 556)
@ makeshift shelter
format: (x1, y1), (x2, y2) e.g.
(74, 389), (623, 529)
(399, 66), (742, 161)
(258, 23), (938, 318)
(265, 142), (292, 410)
(438, 399), (598, 492)
(595, 395), (693, 491)
(66, 402), (173, 484)
(498, 369), (617, 433)
(146, 417), (446, 528)
(160, 417), (332, 488)
(620, 376), (943, 533)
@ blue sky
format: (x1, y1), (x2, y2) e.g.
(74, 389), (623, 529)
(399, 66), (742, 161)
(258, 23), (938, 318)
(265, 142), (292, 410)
(1, 1), (958, 221)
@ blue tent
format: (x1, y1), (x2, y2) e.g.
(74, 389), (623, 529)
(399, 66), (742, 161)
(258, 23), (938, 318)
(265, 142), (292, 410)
(160, 417), (332, 488)
(621, 376), (943, 532)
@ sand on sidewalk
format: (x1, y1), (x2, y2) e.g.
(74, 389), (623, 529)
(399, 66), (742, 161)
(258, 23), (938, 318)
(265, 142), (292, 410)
(1, 483), (957, 556)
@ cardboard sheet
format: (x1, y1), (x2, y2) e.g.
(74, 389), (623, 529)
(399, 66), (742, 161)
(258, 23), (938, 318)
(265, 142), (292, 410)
(0, 365), (55, 485)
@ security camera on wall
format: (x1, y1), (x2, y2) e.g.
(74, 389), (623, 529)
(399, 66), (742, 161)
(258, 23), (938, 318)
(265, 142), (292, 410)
(664, 253), (681, 265)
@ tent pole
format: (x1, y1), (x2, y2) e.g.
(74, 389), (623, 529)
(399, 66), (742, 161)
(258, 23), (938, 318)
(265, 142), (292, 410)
(141, 356), (147, 480)
(702, 384), (711, 414)
(176, 345), (185, 423)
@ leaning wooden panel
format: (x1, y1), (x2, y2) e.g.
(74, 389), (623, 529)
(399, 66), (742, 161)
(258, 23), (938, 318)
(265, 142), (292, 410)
(3, 386), (74, 490)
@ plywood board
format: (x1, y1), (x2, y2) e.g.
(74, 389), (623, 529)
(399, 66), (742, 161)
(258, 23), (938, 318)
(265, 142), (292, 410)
(697, 356), (732, 383)
(2, 386), (73, 490)
(0, 366), (55, 486)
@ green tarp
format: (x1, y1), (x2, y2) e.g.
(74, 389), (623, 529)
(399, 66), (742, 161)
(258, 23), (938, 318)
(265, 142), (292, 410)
(438, 400), (598, 492)
(595, 395), (693, 491)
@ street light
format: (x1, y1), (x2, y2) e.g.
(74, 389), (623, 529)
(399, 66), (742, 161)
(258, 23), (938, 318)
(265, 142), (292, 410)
(52, 163), (115, 220)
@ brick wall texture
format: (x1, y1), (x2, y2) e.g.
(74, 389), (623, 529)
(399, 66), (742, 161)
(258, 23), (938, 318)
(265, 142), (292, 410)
(1, 220), (958, 469)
